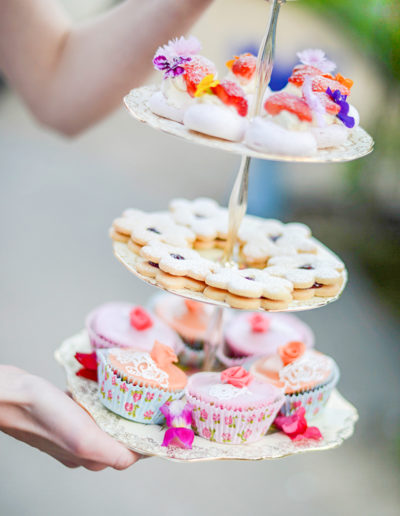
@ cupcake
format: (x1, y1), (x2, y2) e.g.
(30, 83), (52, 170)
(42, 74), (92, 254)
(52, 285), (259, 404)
(97, 341), (187, 424)
(218, 312), (314, 367)
(86, 302), (182, 354)
(251, 341), (339, 418)
(154, 295), (213, 368)
(186, 366), (284, 444)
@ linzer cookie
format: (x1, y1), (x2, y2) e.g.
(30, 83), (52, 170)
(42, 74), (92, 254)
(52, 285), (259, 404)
(169, 197), (229, 249)
(239, 219), (317, 266)
(266, 254), (345, 299)
(204, 267), (293, 310)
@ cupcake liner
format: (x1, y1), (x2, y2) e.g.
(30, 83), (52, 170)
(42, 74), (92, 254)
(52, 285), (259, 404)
(186, 391), (284, 445)
(178, 339), (205, 369)
(279, 364), (340, 419)
(97, 352), (184, 425)
(216, 344), (248, 368)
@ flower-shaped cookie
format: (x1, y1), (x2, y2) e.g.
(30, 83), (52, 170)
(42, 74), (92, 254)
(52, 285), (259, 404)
(205, 267), (293, 301)
(140, 241), (219, 281)
(239, 220), (317, 265)
(169, 197), (229, 242)
(110, 209), (147, 242)
(130, 213), (195, 248)
(266, 254), (344, 289)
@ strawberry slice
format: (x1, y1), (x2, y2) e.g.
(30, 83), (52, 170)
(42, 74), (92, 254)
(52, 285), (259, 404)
(183, 56), (217, 97)
(312, 75), (350, 96)
(265, 92), (313, 122)
(231, 53), (257, 81)
(211, 80), (248, 117)
(309, 92), (340, 115)
(288, 64), (323, 87)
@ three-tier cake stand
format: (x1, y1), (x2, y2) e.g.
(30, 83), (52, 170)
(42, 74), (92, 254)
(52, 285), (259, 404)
(56, 0), (373, 462)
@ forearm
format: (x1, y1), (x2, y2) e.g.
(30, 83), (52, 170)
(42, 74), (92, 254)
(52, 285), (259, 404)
(0, 0), (213, 135)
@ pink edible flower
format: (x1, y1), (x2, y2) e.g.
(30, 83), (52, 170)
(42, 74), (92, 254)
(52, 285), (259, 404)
(297, 49), (336, 74)
(155, 35), (202, 61)
(162, 427), (194, 449)
(274, 402), (322, 441)
(160, 400), (193, 429)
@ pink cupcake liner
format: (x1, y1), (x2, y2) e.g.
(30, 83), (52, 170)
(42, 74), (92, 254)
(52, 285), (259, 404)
(186, 391), (285, 445)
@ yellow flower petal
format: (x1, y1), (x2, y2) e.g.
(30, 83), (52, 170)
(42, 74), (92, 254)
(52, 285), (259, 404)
(194, 74), (220, 97)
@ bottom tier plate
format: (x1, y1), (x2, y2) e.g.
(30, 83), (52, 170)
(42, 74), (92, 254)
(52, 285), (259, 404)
(55, 331), (358, 463)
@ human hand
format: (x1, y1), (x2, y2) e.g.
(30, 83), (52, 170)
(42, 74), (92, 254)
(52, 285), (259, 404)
(0, 365), (140, 470)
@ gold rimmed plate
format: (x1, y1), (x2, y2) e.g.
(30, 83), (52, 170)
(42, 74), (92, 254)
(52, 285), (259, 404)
(124, 86), (374, 163)
(55, 331), (358, 462)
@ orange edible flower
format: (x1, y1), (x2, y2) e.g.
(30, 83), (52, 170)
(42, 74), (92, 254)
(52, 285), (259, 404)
(335, 73), (354, 89)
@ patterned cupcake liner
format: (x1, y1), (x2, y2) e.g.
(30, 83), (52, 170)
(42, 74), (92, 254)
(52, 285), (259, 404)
(280, 364), (340, 419)
(178, 340), (205, 369)
(186, 391), (285, 445)
(97, 352), (184, 425)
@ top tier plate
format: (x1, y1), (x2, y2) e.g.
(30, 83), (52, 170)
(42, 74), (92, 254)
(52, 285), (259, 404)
(124, 85), (374, 163)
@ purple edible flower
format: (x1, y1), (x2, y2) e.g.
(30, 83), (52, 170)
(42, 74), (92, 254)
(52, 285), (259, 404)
(153, 55), (191, 79)
(160, 400), (193, 428)
(326, 87), (355, 128)
(161, 427), (194, 449)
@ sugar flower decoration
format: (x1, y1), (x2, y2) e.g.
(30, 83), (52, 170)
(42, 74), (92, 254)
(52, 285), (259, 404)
(274, 402), (322, 441)
(221, 366), (253, 388)
(155, 35), (202, 61)
(326, 87), (355, 128)
(75, 351), (98, 382)
(130, 307), (153, 331)
(249, 313), (270, 333)
(194, 74), (220, 97)
(297, 49), (336, 74)
(302, 76), (326, 127)
(160, 400), (194, 449)
(153, 55), (191, 79)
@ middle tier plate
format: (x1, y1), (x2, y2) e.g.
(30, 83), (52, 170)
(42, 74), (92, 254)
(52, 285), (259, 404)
(113, 236), (348, 313)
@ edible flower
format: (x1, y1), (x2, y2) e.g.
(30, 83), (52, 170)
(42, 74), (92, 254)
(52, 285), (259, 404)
(226, 56), (239, 70)
(334, 73), (354, 90)
(249, 313), (270, 333)
(278, 341), (306, 366)
(221, 366), (253, 388)
(130, 307), (153, 331)
(160, 400), (195, 449)
(274, 402), (322, 441)
(154, 35), (202, 61)
(297, 48), (336, 74)
(302, 76), (326, 127)
(326, 87), (355, 128)
(153, 55), (192, 79)
(75, 351), (98, 382)
(194, 74), (220, 97)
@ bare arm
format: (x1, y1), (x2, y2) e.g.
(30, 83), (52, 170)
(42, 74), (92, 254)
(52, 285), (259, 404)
(0, 0), (213, 135)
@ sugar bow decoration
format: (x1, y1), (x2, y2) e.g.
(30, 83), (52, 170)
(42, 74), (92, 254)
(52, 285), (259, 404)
(160, 400), (194, 449)
(326, 87), (355, 128)
(297, 49), (336, 74)
(221, 366), (253, 388)
(130, 307), (153, 331)
(274, 402), (322, 441)
(75, 352), (98, 382)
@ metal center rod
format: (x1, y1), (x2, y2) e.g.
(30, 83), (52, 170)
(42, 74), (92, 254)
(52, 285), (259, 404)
(222, 0), (282, 265)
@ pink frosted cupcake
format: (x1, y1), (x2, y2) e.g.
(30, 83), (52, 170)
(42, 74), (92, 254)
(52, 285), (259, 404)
(186, 366), (284, 444)
(98, 341), (187, 424)
(219, 312), (314, 367)
(251, 341), (339, 418)
(154, 295), (214, 368)
(86, 302), (182, 354)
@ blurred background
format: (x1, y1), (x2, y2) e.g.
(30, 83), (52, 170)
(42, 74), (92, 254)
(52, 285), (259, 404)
(0, 0), (399, 515)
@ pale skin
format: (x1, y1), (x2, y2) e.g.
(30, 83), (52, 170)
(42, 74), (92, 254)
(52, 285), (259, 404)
(0, 0), (213, 469)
